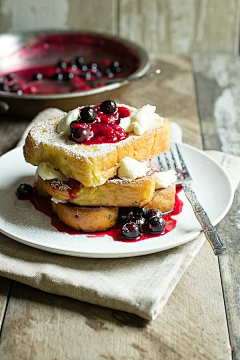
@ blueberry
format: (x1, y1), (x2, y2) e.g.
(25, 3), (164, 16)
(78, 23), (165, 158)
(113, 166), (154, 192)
(110, 61), (121, 73)
(51, 72), (64, 81)
(81, 65), (88, 72)
(31, 71), (43, 81)
(55, 59), (67, 69)
(99, 100), (116, 114)
(70, 120), (80, 132)
(146, 208), (162, 220)
(6, 73), (14, 81)
(75, 56), (85, 67)
(95, 71), (102, 79)
(0, 83), (10, 92)
(10, 83), (20, 92)
(79, 107), (97, 123)
(132, 207), (148, 219)
(135, 216), (146, 230)
(122, 222), (141, 240)
(146, 215), (165, 234)
(72, 128), (92, 143)
(62, 72), (75, 81)
(17, 183), (33, 199)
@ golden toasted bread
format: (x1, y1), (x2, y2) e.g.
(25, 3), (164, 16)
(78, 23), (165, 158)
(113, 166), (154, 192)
(24, 116), (170, 187)
(145, 185), (176, 213)
(52, 202), (118, 232)
(50, 185), (176, 231)
(36, 169), (156, 207)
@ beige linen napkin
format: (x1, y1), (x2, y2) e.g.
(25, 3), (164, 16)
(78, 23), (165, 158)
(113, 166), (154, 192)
(1, 109), (240, 320)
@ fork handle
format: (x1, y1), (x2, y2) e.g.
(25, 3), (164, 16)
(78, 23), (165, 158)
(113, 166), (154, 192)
(182, 184), (228, 256)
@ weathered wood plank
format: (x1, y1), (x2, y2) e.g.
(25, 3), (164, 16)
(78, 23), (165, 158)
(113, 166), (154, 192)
(0, 0), (118, 34)
(0, 54), (231, 359)
(0, 0), (239, 54)
(119, 0), (240, 54)
(0, 116), (29, 156)
(0, 277), (11, 334)
(117, 53), (202, 149)
(0, 242), (231, 360)
(192, 53), (240, 360)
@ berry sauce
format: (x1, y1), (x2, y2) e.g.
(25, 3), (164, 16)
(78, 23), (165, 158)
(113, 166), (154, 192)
(70, 104), (130, 144)
(22, 187), (183, 242)
(0, 33), (140, 95)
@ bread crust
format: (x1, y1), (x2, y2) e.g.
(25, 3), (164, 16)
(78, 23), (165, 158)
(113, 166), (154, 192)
(36, 170), (156, 207)
(50, 185), (176, 232)
(52, 202), (118, 232)
(24, 116), (171, 187)
(145, 185), (176, 213)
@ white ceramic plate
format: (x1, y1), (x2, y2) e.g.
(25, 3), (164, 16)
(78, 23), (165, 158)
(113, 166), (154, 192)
(0, 143), (234, 258)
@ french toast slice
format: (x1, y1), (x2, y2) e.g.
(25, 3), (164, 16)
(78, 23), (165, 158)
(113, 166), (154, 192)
(36, 169), (156, 207)
(51, 185), (176, 232)
(51, 202), (119, 232)
(24, 116), (170, 187)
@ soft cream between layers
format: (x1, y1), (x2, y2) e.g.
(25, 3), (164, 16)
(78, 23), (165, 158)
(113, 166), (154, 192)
(37, 160), (176, 189)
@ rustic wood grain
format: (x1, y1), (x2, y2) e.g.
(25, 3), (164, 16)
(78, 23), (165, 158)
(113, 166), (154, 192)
(0, 116), (29, 156)
(192, 53), (240, 360)
(0, 277), (11, 334)
(117, 54), (202, 149)
(0, 241), (231, 360)
(0, 0), (239, 54)
(0, 0), (118, 34)
(119, 0), (240, 54)
(0, 54), (231, 359)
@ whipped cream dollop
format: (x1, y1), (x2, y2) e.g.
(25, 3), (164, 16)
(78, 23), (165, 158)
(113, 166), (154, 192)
(155, 170), (177, 189)
(57, 108), (79, 136)
(51, 197), (67, 204)
(37, 162), (68, 181)
(119, 104), (163, 135)
(118, 157), (149, 180)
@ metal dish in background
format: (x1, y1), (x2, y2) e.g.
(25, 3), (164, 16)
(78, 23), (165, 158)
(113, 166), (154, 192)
(0, 31), (150, 118)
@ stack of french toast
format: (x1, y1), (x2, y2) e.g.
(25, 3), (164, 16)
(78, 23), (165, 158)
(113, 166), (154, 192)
(23, 100), (176, 239)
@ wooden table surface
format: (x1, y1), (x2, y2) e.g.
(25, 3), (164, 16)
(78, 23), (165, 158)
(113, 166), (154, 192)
(0, 53), (239, 360)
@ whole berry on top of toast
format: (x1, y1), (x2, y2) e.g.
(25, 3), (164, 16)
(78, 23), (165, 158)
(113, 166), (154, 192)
(20, 100), (177, 240)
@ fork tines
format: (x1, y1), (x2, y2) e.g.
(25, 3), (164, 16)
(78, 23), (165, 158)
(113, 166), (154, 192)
(158, 143), (192, 182)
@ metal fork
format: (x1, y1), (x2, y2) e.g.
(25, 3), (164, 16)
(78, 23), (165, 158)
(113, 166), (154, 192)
(158, 143), (228, 256)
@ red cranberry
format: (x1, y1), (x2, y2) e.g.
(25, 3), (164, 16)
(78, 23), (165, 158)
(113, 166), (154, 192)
(80, 107), (97, 123)
(100, 100), (116, 114)
(17, 183), (33, 199)
(31, 71), (43, 81)
(122, 222), (141, 240)
(118, 107), (131, 118)
(146, 215), (165, 234)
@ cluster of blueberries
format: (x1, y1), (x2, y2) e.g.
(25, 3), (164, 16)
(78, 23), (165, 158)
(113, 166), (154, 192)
(121, 207), (166, 240)
(69, 100), (117, 143)
(0, 57), (122, 95)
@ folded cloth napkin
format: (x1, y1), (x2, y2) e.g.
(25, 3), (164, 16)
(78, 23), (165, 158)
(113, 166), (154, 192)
(1, 109), (240, 320)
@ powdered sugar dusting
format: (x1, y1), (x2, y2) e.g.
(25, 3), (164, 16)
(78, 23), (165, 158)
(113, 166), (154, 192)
(29, 116), (143, 159)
